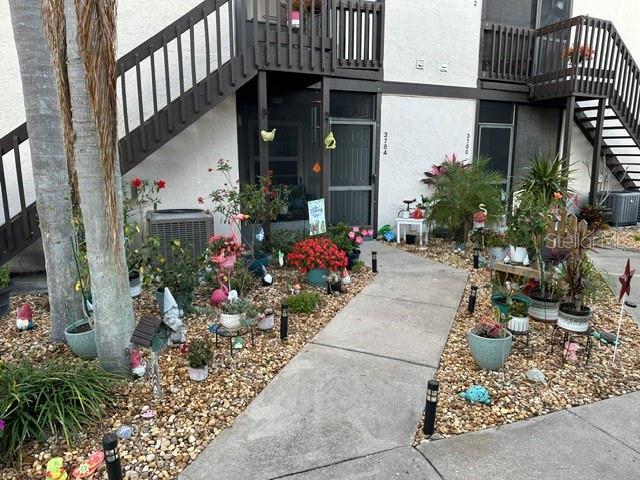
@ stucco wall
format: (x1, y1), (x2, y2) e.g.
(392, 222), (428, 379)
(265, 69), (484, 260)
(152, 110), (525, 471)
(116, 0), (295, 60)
(377, 95), (477, 229)
(383, 0), (482, 87)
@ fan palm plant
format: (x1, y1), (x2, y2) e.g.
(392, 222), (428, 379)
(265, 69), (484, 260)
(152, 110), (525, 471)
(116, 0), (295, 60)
(428, 157), (504, 242)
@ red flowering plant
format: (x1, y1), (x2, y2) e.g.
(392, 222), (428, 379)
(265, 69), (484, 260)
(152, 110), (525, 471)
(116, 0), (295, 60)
(287, 237), (348, 273)
(421, 153), (465, 185)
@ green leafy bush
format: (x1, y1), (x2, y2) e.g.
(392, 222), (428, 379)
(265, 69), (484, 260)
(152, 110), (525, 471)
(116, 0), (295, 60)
(268, 229), (307, 255)
(0, 359), (119, 464)
(351, 260), (365, 273)
(286, 292), (322, 314)
(229, 259), (258, 296)
(187, 339), (214, 369)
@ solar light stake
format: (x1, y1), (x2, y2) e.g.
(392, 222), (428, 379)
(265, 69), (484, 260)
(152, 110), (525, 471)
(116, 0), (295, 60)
(473, 249), (480, 269)
(372, 251), (378, 273)
(280, 303), (289, 340)
(103, 432), (123, 480)
(422, 380), (439, 437)
(468, 285), (478, 313)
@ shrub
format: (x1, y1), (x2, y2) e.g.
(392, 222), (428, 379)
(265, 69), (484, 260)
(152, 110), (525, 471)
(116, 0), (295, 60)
(351, 260), (365, 273)
(187, 339), (214, 369)
(287, 292), (322, 314)
(578, 204), (606, 232)
(229, 259), (258, 296)
(0, 359), (119, 464)
(287, 237), (348, 273)
(268, 229), (307, 255)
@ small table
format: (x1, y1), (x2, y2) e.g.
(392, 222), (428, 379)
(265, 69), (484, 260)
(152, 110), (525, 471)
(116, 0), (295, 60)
(396, 218), (429, 246)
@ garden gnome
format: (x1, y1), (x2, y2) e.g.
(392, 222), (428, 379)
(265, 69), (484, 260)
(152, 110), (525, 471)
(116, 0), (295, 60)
(341, 269), (351, 286)
(162, 288), (186, 346)
(16, 303), (34, 331)
(130, 349), (147, 378)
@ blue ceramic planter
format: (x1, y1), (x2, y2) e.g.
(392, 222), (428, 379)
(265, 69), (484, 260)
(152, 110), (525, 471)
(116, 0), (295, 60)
(306, 268), (329, 287)
(467, 328), (512, 371)
(64, 319), (97, 359)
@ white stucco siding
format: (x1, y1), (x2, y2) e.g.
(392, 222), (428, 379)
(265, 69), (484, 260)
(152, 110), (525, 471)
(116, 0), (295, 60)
(377, 95), (477, 229)
(123, 94), (239, 236)
(383, 0), (482, 87)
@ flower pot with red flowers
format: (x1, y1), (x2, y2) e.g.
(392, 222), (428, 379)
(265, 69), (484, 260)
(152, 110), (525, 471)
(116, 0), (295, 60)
(287, 237), (348, 287)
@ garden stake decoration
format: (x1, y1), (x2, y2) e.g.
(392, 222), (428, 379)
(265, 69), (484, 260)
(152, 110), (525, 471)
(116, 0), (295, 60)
(614, 259), (635, 364)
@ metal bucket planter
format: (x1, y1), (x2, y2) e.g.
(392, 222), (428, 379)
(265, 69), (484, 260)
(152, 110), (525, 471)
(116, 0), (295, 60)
(529, 290), (560, 323)
(558, 303), (591, 332)
(0, 282), (12, 316)
(188, 365), (209, 382)
(64, 319), (97, 359)
(468, 328), (512, 371)
(257, 313), (275, 331)
(306, 268), (329, 287)
(489, 247), (508, 261)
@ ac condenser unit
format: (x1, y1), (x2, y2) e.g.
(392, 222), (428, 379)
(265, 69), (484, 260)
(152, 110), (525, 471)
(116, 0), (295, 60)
(603, 192), (640, 227)
(146, 209), (213, 264)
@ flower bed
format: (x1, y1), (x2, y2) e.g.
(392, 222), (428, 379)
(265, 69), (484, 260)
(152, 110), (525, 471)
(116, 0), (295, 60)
(0, 265), (373, 479)
(392, 240), (640, 442)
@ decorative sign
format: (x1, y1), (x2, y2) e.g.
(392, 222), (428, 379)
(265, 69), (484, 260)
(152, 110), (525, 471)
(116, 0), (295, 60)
(308, 199), (327, 235)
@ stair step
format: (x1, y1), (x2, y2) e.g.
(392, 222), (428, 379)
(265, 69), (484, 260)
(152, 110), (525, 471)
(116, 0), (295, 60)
(605, 153), (640, 157)
(603, 135), (634, 139)
(586, 126), (628, 130)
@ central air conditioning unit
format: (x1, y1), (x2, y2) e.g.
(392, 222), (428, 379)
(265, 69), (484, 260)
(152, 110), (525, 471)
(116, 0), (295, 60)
(602, 192), (640, 227)
(146, 209), (214, 264)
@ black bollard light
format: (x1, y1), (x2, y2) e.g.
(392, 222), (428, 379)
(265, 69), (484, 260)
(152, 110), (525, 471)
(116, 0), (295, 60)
(473, 249), (480, 269)
(468, 285), (478, 313)
(103, 432), (123, 480)
(422, 380), (439, 438)
(372, 251), (378, 273)
(280, 303), (289, 340)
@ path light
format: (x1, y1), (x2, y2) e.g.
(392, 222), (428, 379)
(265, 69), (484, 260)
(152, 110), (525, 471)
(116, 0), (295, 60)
(422, 380), (439, 438)
(103, 432), (123, 480)
(468, 285), (478, 313)
(473, 248), (480, 269)
(280, 303), (289, 340)
(372, 251), (378, 273)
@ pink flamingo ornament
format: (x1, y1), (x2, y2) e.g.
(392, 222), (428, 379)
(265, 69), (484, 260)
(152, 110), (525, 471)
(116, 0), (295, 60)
(210, 272), (229, 306)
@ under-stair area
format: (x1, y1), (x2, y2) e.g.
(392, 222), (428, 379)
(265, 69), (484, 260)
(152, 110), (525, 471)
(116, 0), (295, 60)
(0, 0), (385, 266)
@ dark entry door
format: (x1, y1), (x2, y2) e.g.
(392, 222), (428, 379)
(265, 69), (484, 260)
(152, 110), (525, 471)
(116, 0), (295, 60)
(329, 120), (375, 226)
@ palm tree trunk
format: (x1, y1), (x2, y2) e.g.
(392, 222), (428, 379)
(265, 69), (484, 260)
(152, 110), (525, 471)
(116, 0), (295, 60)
(8, 0), (84, 342)
(65, 0), (134, 372)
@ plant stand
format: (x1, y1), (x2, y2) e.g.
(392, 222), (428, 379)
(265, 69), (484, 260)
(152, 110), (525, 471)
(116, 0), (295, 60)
(550, 325), (594, 366)
(507, 328), (531, 354)
(214, 326), (255, 357)
(530, 316), (558, 352)
(396, 218), (428, 246)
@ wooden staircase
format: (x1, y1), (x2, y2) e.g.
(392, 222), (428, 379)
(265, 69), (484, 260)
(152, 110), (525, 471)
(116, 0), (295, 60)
(0, 0), (385, 265)
(480, 15), (640, 197)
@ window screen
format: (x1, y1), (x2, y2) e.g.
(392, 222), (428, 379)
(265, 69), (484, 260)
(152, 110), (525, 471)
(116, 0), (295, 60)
(484, 0), (536, 28)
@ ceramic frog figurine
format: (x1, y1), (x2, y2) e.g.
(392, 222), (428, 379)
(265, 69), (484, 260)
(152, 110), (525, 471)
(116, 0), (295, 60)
(45, 457), (68, 480)
(459, 385), (492, 405)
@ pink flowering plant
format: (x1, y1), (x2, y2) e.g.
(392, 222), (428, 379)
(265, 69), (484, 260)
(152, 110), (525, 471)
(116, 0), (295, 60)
(328, 223), (373, 254)
(207, 235), (244, 265)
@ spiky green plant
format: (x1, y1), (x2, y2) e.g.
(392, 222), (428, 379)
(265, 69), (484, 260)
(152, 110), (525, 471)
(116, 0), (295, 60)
(427, 157), (504, 242)
(518, 153), (573, 206)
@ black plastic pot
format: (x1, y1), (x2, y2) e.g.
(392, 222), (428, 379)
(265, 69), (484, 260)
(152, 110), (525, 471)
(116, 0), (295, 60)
(347, 250), (361, 270)
(405, 234), (417, 245)
(0, 282), (12, 316)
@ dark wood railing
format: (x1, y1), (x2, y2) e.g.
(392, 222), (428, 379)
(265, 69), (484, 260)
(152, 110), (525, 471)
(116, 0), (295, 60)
(0, 0), (384, 265)
(480, 22), (534, 83)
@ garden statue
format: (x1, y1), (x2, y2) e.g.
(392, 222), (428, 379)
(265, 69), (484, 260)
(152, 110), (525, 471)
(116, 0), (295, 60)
(256, 226), (265, 242)
(473, 203), (488, 229)
(324, 131), (336, 150)
(342, 269), (351, 286)
(593, 331), (620, 346)
(278, 250), (285, 266)
(162, 288), (186, 346)
(45, 457), (68, 480)
(563, 341), (581, 363)
(16, 303), (34, 331)
(210, 273), (229, 306)
(130, 349), (147, 378)
(459, 385), (492, 405)
(260, 265), (273, 286)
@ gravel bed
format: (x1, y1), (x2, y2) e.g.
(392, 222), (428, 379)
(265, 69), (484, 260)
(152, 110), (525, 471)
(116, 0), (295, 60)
(0, 266), (374, 479)
(392, 240), (640, 443)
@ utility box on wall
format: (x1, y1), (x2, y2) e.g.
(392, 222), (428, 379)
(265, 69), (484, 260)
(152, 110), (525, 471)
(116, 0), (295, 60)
(146, 209), (213, 264)
(603, 192), (640, 226)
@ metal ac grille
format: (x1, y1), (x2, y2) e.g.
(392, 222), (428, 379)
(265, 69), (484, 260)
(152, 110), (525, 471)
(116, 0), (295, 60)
(147, 210), (213, 265)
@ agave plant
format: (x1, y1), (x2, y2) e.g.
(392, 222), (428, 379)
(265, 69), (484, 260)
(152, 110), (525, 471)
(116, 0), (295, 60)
(517, 153), (573, 206)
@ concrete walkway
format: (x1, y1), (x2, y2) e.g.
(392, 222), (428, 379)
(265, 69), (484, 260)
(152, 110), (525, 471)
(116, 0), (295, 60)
(180, 242), (468, 480)
(590, 247), (640, 324)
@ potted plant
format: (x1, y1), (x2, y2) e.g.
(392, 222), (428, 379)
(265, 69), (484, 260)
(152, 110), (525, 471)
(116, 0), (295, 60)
(491, 279), (531, 321)
(468, 308), (513, 371)
(187, 338), (214, 381)
(426, 156), (504, 244)
(0, 266), (12, 316)
(485, 231), (509, 262)
(287, 237), (348, 287)
(328, 223), (374, 269)
(506, 298), (529, 333)
(506, 211), (532, 264)
(257, 306), (275, 331)
(219, 298), (251, 331)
